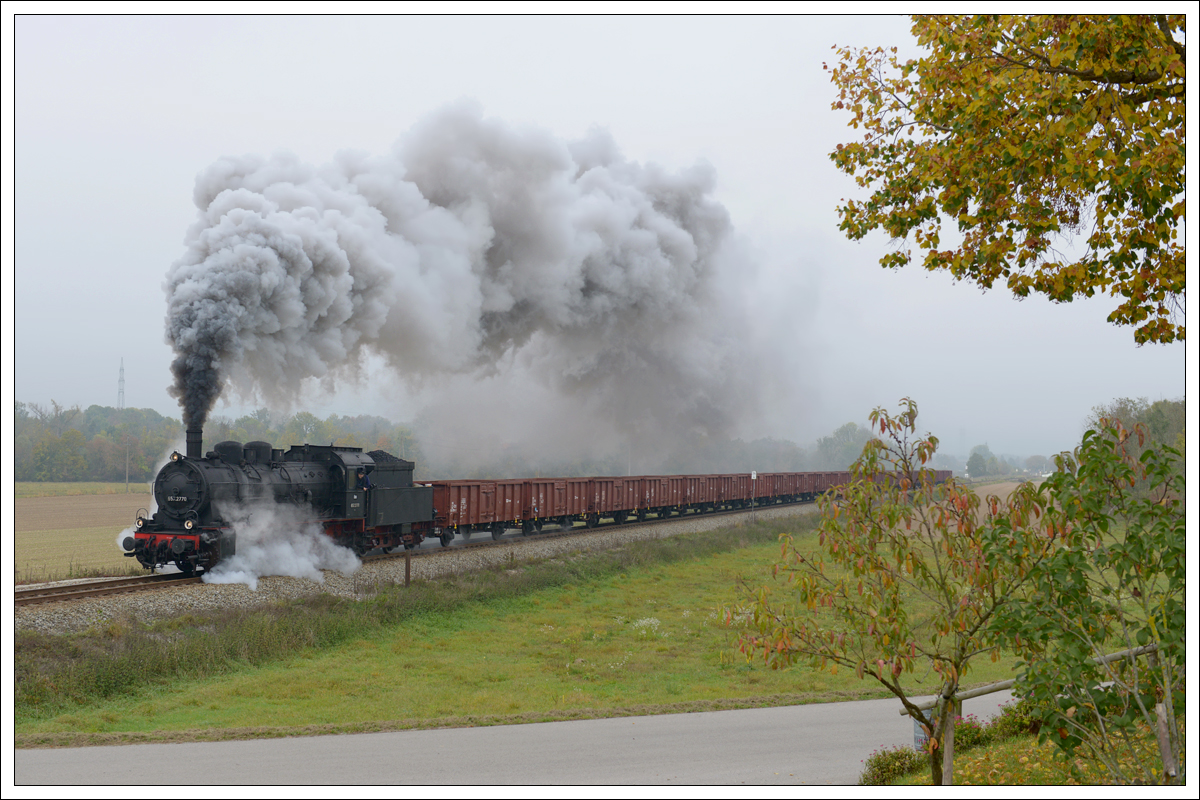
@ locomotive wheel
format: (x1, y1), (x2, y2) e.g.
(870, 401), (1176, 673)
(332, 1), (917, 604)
(440, 532), (453, 547)
(175, 558), (196, 576)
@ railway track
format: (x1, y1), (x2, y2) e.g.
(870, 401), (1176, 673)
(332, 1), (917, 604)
(15, 500), (811, 607)
(15, 574), (204, 607)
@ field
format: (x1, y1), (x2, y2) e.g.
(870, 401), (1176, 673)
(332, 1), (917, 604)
(15, 491), (153, 582)
(16, 481), (152, 498)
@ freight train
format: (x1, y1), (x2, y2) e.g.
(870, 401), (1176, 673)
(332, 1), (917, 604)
(123, 426), (950, 574)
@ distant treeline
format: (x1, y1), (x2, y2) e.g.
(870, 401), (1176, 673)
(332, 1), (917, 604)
(19, 396), (1174, 484)
(13, 401), (938, 483)
(14, 402), (421, 484)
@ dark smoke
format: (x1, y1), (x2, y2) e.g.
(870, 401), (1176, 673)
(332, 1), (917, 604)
(165, 102), (756, 438)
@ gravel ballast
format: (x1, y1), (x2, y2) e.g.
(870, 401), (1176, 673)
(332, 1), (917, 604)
(16, 504), (816, 636)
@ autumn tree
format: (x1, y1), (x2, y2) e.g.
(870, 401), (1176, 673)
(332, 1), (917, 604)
(828, 15), (1185, 344)
(735, 399), (1053, 784)
(31, 429), (88, 481)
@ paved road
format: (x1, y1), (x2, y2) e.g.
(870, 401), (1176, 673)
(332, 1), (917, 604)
(16, 691), (1013, 785)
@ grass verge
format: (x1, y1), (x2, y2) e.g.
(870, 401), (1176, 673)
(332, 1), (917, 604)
(890, 723), (1183, 785)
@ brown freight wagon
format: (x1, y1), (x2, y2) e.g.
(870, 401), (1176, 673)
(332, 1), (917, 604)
(431, 479), (524, 541)
(589, 477), (635, 526)
(630, 476), (684, 519)
(753, 473), (784, 504)
(524, 478), (568, 533)
(715, 474), (750, 509)
(683, 475), (707, 513)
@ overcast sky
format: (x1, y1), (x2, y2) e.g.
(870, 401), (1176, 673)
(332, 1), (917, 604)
(6, 12), (1189, 460)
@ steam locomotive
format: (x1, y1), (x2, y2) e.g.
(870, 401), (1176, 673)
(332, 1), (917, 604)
(124, 425), (947, 575)
(124, 427), (434, 574)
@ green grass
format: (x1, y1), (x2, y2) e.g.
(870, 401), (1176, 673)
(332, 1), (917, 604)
(15, 512), (1025, 746)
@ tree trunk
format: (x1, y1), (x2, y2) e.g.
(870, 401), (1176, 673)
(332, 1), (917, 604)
(942, 699), (957, 785)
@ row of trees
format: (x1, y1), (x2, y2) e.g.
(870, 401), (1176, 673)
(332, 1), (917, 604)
(965, 444), (1032, 478)
(13, 403), (423, 483)
(15, 402), (184, 483)
(962, 396), (1184, 479)
(16, 396), (1180, 485)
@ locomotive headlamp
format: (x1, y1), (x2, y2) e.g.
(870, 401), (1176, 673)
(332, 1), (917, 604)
(171, 452), (181, 462)
(135, 518), (144, 529)
(184, 519), (195, 530)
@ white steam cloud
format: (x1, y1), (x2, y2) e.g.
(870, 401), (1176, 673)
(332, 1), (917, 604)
(202, 500), (361, 590)
(166, 101), (756, 441)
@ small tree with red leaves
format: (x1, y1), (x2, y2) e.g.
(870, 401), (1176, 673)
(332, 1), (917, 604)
(735, 398), (1052, 784)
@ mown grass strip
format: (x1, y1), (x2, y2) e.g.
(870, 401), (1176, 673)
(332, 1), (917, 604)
(15, 691), (878, 749)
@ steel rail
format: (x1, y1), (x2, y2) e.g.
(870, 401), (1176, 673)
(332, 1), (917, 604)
(15, 574), (204, 607)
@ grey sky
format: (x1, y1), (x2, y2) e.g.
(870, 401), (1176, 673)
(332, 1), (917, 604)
(8, 13), (1188, 459)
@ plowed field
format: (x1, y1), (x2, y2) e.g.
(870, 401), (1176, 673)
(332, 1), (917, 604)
(15, 493), (153, 582)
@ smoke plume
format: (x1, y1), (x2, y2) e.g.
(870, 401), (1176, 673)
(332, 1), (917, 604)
(202, 500), (361, 590)
(166, 102), (754, 438)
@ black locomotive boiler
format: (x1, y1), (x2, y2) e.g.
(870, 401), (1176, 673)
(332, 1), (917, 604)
(125, 427), (435, 573)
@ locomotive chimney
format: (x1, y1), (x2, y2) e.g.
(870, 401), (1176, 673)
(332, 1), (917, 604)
(186, 427), (203, 459)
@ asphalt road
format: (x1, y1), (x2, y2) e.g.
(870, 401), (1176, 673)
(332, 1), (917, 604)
(16, 691), (1014, 786)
